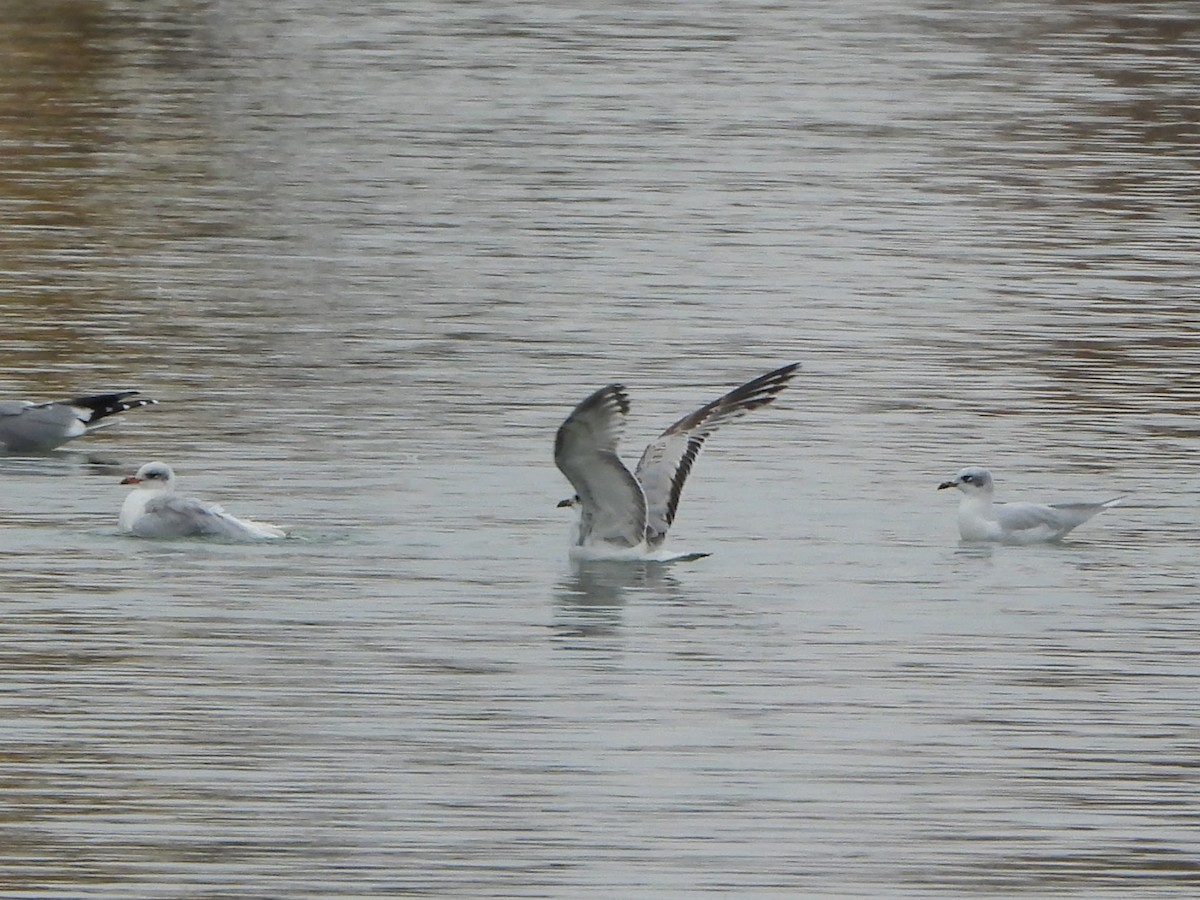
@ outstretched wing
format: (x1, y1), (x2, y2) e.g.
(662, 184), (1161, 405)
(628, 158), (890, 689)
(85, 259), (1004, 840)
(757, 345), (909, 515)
(634, 362), (800, 545)
(554, 385), (647, 548)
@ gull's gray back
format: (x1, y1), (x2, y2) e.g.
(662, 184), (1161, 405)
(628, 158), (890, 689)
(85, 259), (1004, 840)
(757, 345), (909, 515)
(0, 402), (77, 453)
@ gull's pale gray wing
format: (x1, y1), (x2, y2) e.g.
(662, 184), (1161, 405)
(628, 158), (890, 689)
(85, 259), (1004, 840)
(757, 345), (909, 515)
(137, 494), (282, 540)
(993, 502), (1074, 534)
(554, 385), (647, 548)
(634, 362), (800, 545)
(1047, 498), (1124, 528)
(995, 497), (1121, 540)
(0, 392), (155, 453)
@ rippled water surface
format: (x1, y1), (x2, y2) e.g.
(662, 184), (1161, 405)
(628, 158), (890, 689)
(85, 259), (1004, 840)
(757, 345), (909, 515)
(1, 1), (1198, 896)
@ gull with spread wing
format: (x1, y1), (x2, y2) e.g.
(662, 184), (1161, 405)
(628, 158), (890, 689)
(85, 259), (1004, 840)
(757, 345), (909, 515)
(554, 362), (799, 561)
(937, 466), (1123, 544)
(0, 391), (156, 454)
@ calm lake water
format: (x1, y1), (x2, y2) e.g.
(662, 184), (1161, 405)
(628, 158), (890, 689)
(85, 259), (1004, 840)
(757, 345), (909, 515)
(1, 1), (1198, 896)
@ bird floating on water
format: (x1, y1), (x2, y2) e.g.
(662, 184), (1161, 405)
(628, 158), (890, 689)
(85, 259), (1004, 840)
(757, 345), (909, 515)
(937, 466), (1122, 544)
(119, 461), (286, 541)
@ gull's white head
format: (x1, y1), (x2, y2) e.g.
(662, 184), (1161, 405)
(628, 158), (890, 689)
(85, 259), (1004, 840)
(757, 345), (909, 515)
(938, 466), (994, 497)
(121, 461), (176, 491)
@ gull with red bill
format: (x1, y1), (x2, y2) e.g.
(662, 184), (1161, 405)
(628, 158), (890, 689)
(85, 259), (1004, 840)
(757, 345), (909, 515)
(119, 461), (286, 541)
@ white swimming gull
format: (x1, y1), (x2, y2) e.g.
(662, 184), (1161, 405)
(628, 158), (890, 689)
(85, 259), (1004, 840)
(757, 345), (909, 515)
(119, 461), (286, 540)
(0, 391), (156, 454)
(937, 466), (1123, 544)
(554, 362), (800, 561)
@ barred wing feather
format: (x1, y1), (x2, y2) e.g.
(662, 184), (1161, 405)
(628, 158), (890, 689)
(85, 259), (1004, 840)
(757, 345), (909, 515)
(634, 362), (799, 546)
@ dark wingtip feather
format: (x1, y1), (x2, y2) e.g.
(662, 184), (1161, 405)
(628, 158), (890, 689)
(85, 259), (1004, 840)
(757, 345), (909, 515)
(605, 384), (631, 416)
(664, 361), (800, 435)
(564, 383), (631, 426)
(727, 361), (800, 410)
(555, 383), (632, 463)
(70, 391), (158, 423)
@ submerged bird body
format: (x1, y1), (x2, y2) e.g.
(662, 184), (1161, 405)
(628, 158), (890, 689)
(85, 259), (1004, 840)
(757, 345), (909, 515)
(119, 461), (285, 541)
(0, 391), (156, 453)
(938, 466), (1122, 544)
(555, 362), (799, 561)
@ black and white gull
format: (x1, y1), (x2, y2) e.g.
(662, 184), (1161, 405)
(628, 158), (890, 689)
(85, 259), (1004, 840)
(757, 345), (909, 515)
(0, 391), (156, 453)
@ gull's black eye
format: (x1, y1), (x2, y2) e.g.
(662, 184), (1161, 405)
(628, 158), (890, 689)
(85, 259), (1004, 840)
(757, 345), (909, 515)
(961, 475), (973, 484)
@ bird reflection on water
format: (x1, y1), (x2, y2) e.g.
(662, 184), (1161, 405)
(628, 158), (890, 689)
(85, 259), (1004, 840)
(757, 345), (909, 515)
(553, 559), (693, 637)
